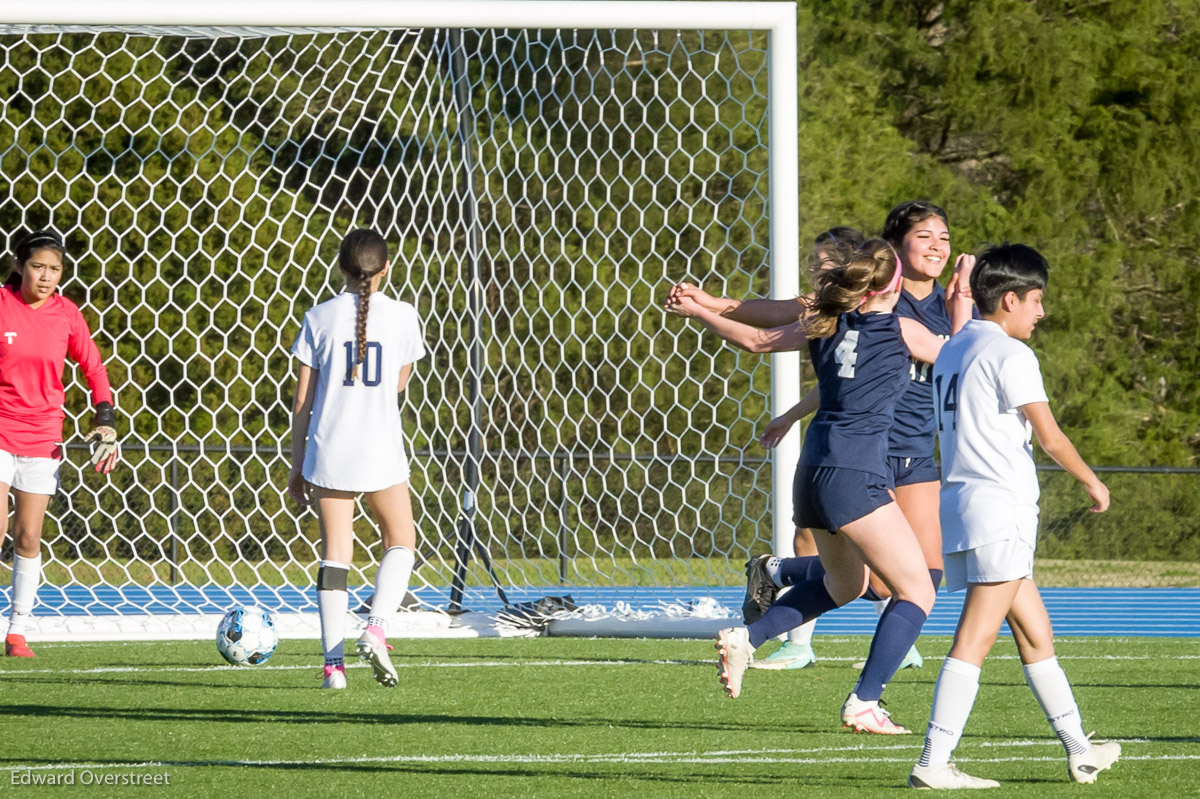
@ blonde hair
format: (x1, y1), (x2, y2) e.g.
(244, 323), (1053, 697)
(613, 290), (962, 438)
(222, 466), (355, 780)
(338, 229), (389, 381)
(805, 238), (900, 339)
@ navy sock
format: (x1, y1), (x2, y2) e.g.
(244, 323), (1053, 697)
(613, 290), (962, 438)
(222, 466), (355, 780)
(777, 555), (825, 586)
(929, 568), (943, 592)
(748, 577), (839, 648)
(861, 584), (885, 602)
(854, 599), (928, 701)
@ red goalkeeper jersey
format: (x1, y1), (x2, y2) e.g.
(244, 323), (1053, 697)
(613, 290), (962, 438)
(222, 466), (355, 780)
(0, 284), (113, 458)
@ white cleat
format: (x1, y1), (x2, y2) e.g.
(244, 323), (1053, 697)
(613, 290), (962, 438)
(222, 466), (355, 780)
(321, 664), (347, 689)
(841, 692), (912, 735)
(1068, 740), (1121, 784)
(909, 762), (1000, 789)
(356, 628), (399, 688)
(714, 626), (753, 698)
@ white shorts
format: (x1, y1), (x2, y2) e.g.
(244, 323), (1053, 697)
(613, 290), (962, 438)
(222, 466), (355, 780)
(944, 527), (1037, 592)
(0, 449), (61, 495)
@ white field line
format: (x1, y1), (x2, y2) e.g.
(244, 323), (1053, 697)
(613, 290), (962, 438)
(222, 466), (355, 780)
(2, 653), (1200, 678)
(27, 635), (1198, 650)
(7, 742), (1195, 773)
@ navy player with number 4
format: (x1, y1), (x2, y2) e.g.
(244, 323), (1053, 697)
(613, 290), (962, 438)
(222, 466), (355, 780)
(669, 239), (935, 735)
(289, 228), (426, 690)
(910, 244), (1118, 789)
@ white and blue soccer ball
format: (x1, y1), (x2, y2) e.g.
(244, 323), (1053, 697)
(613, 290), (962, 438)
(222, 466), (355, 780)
(216, 605), (279, 665)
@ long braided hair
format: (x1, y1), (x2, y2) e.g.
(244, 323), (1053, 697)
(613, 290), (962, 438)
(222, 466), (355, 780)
(338, 229), (389, 382)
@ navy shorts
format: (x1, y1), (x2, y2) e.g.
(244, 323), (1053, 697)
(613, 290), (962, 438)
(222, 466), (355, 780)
(792, 465), (894, 532)
(888, 455), (939, 488)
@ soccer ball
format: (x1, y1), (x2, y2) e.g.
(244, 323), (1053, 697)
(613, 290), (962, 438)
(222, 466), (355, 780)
(215, 605), (279, 665)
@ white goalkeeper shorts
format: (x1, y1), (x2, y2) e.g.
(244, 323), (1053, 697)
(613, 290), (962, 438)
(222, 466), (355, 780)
(0, 449), (61, 495)
(944, 526), (1037, 592)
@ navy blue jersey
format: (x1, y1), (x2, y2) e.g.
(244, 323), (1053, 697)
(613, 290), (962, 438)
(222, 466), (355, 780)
(800, 310), (910, 479)
(889, 282), (952, 458)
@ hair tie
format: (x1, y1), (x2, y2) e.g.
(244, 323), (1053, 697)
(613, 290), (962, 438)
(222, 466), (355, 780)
(861, 255), (904, 305)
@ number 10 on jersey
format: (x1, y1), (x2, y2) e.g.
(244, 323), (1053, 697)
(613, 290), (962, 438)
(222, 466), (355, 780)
(343, 341), (382, 386)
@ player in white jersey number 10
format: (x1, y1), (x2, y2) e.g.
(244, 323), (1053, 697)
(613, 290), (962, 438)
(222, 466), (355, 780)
(289, 229), (427, 690)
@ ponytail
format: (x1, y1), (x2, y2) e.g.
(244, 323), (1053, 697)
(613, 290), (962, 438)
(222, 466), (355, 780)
(806, 238), (900, 338)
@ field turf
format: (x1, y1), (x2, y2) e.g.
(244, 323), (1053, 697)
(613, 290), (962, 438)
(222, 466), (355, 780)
(0, 635), (1196, 797)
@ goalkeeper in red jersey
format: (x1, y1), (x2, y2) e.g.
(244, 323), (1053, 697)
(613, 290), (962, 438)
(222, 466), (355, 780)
(0, 230), (120, 658)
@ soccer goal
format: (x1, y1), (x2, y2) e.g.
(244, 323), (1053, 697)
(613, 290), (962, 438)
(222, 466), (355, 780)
(0, 1), (800, 639)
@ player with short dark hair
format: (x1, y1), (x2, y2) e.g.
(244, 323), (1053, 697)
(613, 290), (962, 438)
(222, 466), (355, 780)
(0, 230), (120, 658)
(909, 243), (1120, 789)
(289, 228), (426, 690)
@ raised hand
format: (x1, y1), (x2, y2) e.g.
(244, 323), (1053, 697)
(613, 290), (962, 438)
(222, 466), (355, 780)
(951, 253), (977, 298)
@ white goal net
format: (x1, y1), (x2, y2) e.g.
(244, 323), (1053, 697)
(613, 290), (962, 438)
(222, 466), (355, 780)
(0, 2), (800, 638)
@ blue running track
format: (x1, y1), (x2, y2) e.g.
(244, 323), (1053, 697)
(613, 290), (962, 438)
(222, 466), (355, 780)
(15, 585), (1200, 637)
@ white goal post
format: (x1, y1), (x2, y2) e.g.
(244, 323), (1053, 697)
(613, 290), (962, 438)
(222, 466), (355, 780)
(0, 0), (799, 639)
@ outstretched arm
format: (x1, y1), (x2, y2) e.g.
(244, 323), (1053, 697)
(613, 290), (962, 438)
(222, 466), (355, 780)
(667, 293), (808, 353)
(898, 318), (947, 365)
(1023, 401), (1109, 512)
(665, 282), (806, 328)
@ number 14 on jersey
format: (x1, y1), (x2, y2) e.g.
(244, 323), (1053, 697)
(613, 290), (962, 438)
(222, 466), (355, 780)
(934, 372), (959, 431)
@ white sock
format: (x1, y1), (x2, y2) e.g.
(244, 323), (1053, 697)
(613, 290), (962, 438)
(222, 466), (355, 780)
(918, 657), (981, 767)
(8, 552), (41, 635)
(787, 618), (816, 646)
(1023, 656), (1090, 755)
(317, 560), (349, 662)
(369, 546), (415, 632)
(764, 557), (783, 587)
(873, 598), (890, 618)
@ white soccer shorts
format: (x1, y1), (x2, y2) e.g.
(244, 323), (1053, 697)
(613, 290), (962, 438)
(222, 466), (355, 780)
(944, 523), (1037, 592)
(0, 449), (62, 495)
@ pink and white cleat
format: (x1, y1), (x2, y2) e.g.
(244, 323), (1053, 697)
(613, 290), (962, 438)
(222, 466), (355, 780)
(321, 664), (347, 690)
(841, 692), (911, 734)
(356, 625), (398, 688)
(714, 626), (753, 698)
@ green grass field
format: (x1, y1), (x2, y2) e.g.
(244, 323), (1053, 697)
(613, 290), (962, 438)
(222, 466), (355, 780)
(0, 636), (1196, 797)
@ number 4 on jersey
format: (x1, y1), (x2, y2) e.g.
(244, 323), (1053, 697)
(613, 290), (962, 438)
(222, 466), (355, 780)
(934, 372), (959, 431)
(834, 330), (860, 378)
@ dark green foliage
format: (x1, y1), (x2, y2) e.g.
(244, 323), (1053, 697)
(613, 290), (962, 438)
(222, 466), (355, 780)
(0, 7), (1196, 590)
(797, 1), (1200, 564)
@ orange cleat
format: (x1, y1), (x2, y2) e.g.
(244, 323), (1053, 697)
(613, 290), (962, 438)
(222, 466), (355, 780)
(5, 634), (35, 658)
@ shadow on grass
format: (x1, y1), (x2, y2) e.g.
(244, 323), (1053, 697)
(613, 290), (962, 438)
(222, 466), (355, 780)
(0, 702), (845, 735)
(0, 758), (905, 790)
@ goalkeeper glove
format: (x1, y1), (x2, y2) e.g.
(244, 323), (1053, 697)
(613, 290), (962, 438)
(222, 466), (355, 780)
(84, 401), (120, 474)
